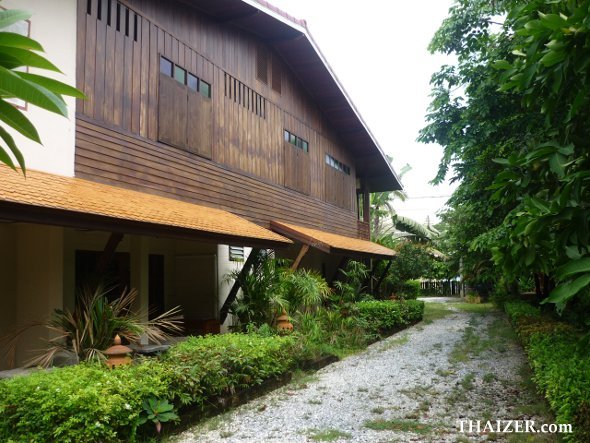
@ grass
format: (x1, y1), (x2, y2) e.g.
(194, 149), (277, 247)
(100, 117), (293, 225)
(370, 406), (386, 414)
(363, 418), (434, 434)
(422, 303), (453, 324)
(307, 428), (352, 441)
(378, 335), (409, 351)
(447, 302), (496, 314)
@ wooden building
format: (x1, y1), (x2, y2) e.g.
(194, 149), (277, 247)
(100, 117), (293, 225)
(0, 0), (401, 369)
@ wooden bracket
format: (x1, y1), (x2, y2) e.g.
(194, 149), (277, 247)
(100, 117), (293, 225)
(94, 232), (124, 276)
(290, 244), (310, 270)
(219, 249), (261, 324)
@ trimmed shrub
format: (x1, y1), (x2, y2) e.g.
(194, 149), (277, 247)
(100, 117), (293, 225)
(0, 333), (297, 442)
(505, 302), (590, 442)
(354, 300), (424, 337)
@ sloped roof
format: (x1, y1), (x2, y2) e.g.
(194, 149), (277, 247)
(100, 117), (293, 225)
(186, 0), (402, 192)
(0, 167), (291, 248)
(271, 220), (396, 260)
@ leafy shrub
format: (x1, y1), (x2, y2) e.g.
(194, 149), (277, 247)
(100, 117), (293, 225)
(0, 333), (298, 442)
(395, 280), (421, 300)
(354, 300), (424, 337)
(505, 302), (590, 442)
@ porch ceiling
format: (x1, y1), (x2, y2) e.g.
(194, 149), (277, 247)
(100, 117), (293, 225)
(270, 220), (396, 260)
(0, 167), (291, 249)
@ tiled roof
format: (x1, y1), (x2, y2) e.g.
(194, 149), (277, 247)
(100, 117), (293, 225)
(0, 167), (291, 246)
(270, 220), (396, 259)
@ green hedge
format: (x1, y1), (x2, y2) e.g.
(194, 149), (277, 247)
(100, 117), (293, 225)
(354, 299), (424, 336)
(0, 333), (297, 442)
(504, 301), (590, 442)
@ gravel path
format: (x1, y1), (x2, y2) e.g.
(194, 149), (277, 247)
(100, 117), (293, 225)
(170, 299), (554, 442)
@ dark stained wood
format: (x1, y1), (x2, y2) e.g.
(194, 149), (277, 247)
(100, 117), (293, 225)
(94, 232), (125, 275)
(76, 0), (367, 239)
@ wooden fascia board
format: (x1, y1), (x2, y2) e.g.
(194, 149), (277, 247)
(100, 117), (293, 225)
(270, 220), (331, 254)
(0, 202), (291, 250)
(330, 247), (395, 261)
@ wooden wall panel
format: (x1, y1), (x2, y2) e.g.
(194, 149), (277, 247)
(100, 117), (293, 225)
(77, 0), (362, 232)
(75, 119), (359, 237)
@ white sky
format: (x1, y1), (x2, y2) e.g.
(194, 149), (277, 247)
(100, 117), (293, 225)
(268, 0), (458, 225)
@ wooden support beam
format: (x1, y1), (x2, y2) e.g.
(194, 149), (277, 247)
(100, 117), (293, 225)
(219, 249), (261, 324)
(94, 232), (124, 276)
(290, 244), (310, 270)
(374, 259), (393, 296)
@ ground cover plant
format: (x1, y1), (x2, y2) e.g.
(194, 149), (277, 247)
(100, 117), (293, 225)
(505, 301), (590, 442)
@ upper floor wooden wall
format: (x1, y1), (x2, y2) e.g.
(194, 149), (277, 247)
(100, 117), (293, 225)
(75, 0), (367, 238)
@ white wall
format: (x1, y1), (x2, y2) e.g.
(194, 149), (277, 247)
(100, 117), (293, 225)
(217, 244), (252, 332)
(3, 0), (77, 176)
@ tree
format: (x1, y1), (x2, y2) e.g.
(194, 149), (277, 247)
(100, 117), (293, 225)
(0, 9), (84, 173)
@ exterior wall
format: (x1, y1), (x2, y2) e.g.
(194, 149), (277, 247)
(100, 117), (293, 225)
(74, 0), (364, 238)
(3, 0), (78, 176)
(217, 244), (252, 332)
(0, 224), (17, 370)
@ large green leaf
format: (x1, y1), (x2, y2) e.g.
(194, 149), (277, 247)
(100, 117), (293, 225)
(0, 126), (25, 172)
(0, 99), (40, 142)
(556, 257), (590, 280)
(0, 10), (31, 30)
(0, 32), (43, 51)
(538, 12), (567, 31)
(0, 66), (67, 116)
(18, 72), (85, 99)
(0, 47), (61, 72)
(543, 273), (590, 307)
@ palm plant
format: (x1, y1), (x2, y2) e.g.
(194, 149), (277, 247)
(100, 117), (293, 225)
(3, 285), (183, 367)
(282, 268), (330, 314)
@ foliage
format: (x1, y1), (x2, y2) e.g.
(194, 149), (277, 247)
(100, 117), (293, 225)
(0, 360), (171, 442)
(0, 8), (85, 172)
(385, 243), (433, 294)
(395, 280), (421, 300)
(282, 268), (331, 314)
(423, 0), (590, 314)
(138, 398), (178, 434)
(226, 254), (288, 330)
(332, 260), (370, 304)
(0, 332), (298, 442)
(505, 301), (590, 442)
(3, 285), (183, 368)
(354, 300), (424, 338)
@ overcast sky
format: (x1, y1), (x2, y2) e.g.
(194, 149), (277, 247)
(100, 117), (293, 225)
(268, 0), (458, 224)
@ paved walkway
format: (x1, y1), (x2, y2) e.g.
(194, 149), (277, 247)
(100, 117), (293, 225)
(169, 299), (555, 442)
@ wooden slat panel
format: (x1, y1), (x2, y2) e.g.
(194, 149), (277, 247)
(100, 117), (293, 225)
(187, 90), (212, 159)
(158, 75), (187, 148)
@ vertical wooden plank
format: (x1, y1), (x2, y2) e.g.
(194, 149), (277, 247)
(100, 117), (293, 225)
(76, 0), (87, 114)
(83, 2), (97, 117)
(131, 12), (141, 134)
(139, 16), (149, 137)
(93, 0), (108, 121)
(113, 11), (125, 127)
(122, 5), (134, 131)
(146, 23), (159, 141)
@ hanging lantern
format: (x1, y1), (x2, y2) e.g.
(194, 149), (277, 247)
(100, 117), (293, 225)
(104, 335), (133, 368)
(276, 310), (293, 332)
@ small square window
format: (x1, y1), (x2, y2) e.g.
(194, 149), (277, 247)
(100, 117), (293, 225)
(289, 133), (296, 145)
(187, 73), (198, 91)
(284, 130), (290, 142)
(302, 141), (308, 152)
(296, 138), (303, 149)
(325, 154), (330, 164)
(200, 81), (211, 98)
(160, 57), (173, 76)
(174, 65), (186, 84)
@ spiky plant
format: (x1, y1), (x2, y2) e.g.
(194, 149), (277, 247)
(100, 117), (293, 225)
(3, 285), (183, 367)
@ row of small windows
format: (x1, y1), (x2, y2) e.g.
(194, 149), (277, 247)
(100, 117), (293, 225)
(284, 130), (309, 152)
(326, 154), (351, 175)
(87, 0), (139, 42)
(224, 72), (266, 119)
(160, 56), (211, 98)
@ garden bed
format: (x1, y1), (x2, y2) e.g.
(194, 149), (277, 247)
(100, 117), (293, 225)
(0, 300), (424, 442)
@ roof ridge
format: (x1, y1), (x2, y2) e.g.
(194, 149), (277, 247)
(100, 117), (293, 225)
(252, 0), (307, 28)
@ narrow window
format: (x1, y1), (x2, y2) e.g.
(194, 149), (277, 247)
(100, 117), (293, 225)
(160, 57), (172, 76)
(87, 0), (92, 15)
(200, 80), (211, 98)
(116, 2), (121, 31)
(187, 73), (198, 91)
(174, 65), (186, 84)
(125, 7), (130, 36)
(256, 46), (268, 84)
(133, 13), (138, 41)
(229, 246), (245, 262)
(97, 0), (102, 20)
(271, 55), (282, 94)
(107, 0), (112, 26)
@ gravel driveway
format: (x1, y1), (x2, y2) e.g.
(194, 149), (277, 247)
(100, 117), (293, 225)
(169, 299), (554, 442)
